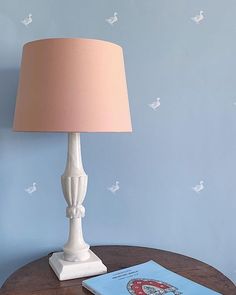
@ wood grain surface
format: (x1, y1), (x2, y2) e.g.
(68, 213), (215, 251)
(0, 245), (235, 295)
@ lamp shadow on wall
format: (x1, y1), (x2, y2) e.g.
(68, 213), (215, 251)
(0, 68), (20, 286)
(0, 69), (23, 286)
(0, 69), (58, 287)
(0, 68), (19, 129)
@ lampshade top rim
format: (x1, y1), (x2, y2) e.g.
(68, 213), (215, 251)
(23, 37), (122, 50)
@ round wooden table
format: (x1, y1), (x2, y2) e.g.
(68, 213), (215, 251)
(1, 245), (235, 295)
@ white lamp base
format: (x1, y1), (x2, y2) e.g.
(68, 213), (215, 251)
(49, 250), (107, 281)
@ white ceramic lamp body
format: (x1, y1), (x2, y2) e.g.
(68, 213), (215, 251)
(49, 133), (107, 280)
(62, 132), (89, 262)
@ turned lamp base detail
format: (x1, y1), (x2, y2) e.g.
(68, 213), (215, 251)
(49, 251), (107, 281)
(49, 133), (107, 280)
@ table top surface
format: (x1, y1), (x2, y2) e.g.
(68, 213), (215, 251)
(1, 245), (235, 295)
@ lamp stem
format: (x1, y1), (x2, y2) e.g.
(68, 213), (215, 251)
(61, 132), (90, 262)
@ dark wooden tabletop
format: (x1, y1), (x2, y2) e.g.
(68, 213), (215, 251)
(0, 245), (235, 295)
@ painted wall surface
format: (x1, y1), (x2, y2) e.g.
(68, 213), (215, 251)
(0, 0), (236, 287)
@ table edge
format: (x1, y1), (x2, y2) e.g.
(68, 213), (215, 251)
(1, 245), (235, 292)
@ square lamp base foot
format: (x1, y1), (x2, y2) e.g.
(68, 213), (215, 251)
(49, 250), (107, 281)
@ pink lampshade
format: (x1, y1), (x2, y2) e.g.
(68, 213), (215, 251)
(13, 38), (132, 132)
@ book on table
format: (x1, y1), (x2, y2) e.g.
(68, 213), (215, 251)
(82, 260), (221, 295)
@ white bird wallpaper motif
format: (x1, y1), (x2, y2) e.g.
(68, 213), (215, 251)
(191, 11), (204, 24)
(21, 13), (32, 26)
(25, 182), (37, 194)
(149, 98), (161, 111)
(192, 181), (204, 193)
(0, 0), (235, 287)
(108, 181), (120, 194)
(106, 12), (118, 26)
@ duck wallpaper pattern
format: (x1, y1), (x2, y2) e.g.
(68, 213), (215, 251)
(0, 0), (236, 287)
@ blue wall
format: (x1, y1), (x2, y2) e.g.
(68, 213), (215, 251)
(0, 0), (236, 286)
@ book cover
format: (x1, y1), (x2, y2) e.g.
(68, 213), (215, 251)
(82, 260), (221, 295)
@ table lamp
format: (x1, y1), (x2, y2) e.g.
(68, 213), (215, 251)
(13, 38), (132, 280)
